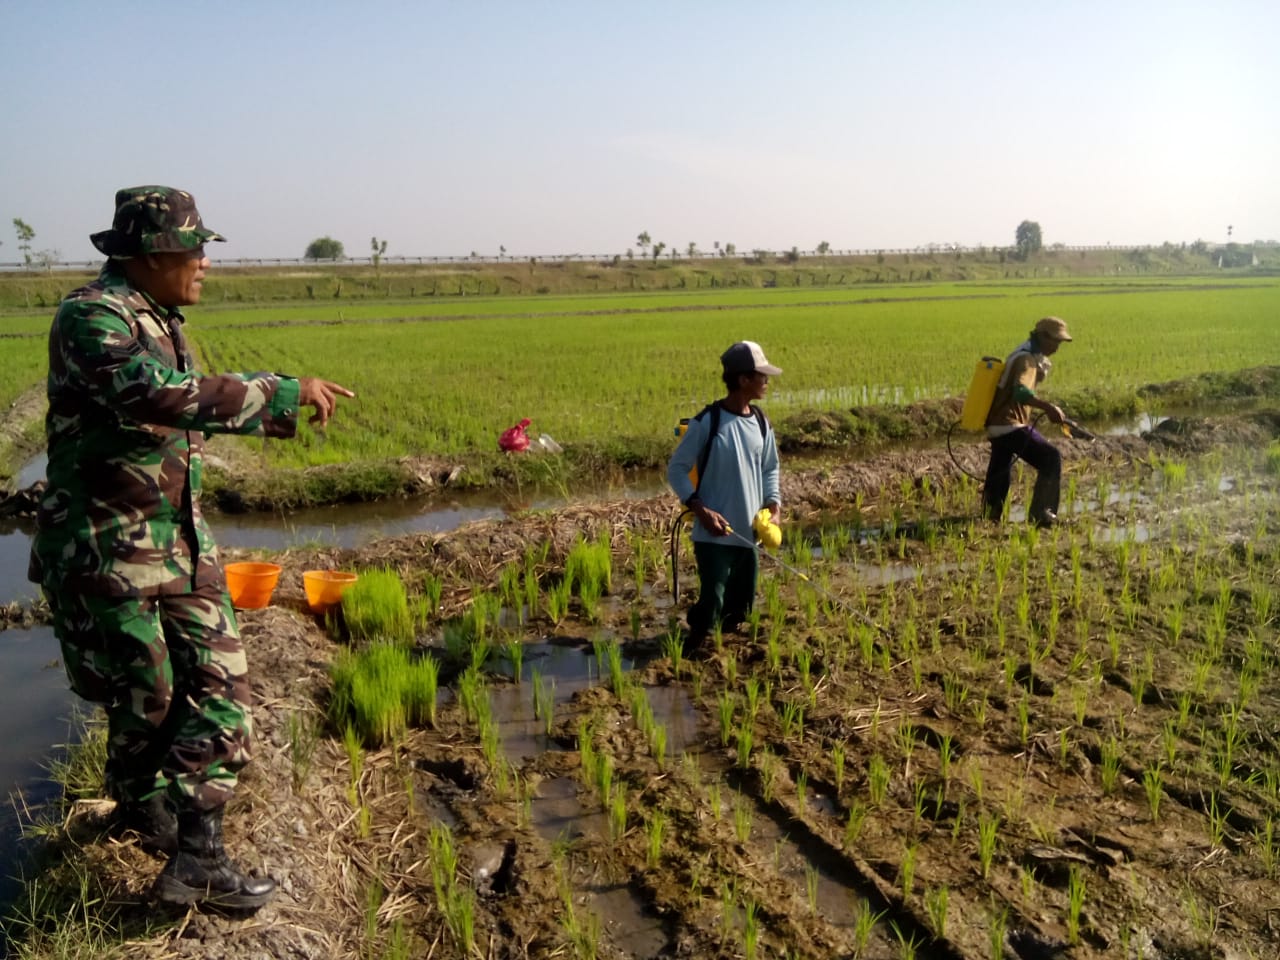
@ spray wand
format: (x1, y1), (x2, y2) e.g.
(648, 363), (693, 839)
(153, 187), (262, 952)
(721, 512), (891, 638)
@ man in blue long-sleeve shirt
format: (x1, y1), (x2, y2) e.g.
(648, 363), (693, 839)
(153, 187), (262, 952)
(668, 341), (782, 653)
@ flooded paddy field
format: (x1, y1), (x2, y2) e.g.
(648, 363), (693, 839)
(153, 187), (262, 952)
(6, 409), (1278, 959)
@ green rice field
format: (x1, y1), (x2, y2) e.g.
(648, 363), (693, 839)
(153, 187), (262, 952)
(2, 278), (1278, 467)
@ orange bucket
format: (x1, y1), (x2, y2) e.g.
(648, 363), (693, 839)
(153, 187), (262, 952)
(303, 570), (359, 614)
(224, 562), (282, 610)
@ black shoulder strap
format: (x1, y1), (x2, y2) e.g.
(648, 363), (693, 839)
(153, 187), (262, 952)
(693, 402), (768, 495)
(752, 404), (769, 439)
(693, 403), (721, 496)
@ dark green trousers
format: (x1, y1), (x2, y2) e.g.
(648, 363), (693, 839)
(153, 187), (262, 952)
(45, 580), (252, 812)
(687, 541), (758, 640)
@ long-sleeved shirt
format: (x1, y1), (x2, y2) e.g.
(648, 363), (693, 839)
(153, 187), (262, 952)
(667, 403), (781, 547)
(29, 263), (301, 597)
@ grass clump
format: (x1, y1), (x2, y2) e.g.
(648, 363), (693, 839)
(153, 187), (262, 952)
(1265, 441), (1280, 474)
(342, 566), (414, 644)
(329, 642), (440, 745)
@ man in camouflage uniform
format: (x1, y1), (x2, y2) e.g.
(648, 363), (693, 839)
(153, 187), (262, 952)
(29, 186), (355, 910)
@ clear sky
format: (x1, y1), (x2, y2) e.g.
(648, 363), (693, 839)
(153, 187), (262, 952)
(2, 0), (1277, 261)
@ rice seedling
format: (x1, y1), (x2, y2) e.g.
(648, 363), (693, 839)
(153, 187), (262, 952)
(593, 637), (627, 697)
(467, 590), (501, 644)
(831, 742), (846, 792)
(924, 884), (949, 939)
(851, 899), (883, 957)
(889, 921), (923, 960)
(898, 842), (917, 897)
(1099, 735), (1122, 795)
(800, 863), (820, 915)
(1072, 683), (1090, 726)
(742, 898), (760, 960)
(363, 874), (384, 944)
(545, 578), (571, 626)
(1206, 793), (1229, 848)
(578, 576), (602, 622)
(662, 629), (684, 676)
(1143, 765), (1163, 821)
(977, 813), (999, 879)
(845, 801), (868, 847)
(609, 787), (627, 842)
(287, 709), (321, 793)
(330, 642), (441, 746)
(1254, 816), (1276, 878)
(531, 668), (555, 735)
(908, 778), (929, 826)
(718, 693), (735, 746)
(987, 902), (1008, 960)
(760, 750), (778, 803)
(1067, 865), (1086, 944)
(938, 734), (954, 782)
(779, 700), (804, 741)
(429, 823), (476, 954)
(736, 724), (753, 769)
(868, 755), (890, 806)
(650, 723), (668, 768)
(343, 566), (414, 644)
(504, 639), (524, 683)
(744, 676), (762, 721)
(646, 808), (666, 868)
(1182, 886), (1219, 952)
(420, 572), (444, 620)
(497, 562), (521, 609)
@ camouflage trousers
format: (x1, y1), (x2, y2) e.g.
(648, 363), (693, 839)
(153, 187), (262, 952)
(45, 580), (253, 812)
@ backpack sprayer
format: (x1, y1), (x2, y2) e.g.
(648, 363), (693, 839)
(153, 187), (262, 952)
(948, 355), (1097, 482)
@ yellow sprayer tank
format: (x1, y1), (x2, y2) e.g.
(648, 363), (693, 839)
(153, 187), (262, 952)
(959, 356), (1005, 431)
(675, 418), (698, 486)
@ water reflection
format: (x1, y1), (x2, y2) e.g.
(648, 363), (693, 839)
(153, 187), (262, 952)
(0, 627), (76, 919)
(211, 478), (668, 551)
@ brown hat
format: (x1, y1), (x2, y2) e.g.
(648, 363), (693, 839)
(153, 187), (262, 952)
(1033, 317), (1072, 342)
(90, 186), (225, 259)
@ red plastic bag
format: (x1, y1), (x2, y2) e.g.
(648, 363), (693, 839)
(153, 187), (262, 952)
(498, 418), (532, 452)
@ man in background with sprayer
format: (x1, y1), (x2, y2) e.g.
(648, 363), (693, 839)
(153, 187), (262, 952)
(668, 341), (782, 655)
(982, 316), (1073, 527)
(29, 186), (354, 910)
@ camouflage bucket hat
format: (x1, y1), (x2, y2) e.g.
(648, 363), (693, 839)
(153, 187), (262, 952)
(90, 186), (225, 258)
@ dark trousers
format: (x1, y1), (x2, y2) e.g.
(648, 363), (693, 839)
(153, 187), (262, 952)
(687, 541), (758, 641)
(983, 427), (1061, 523)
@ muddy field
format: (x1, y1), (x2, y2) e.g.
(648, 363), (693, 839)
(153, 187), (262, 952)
(9, 412), (1280, 960)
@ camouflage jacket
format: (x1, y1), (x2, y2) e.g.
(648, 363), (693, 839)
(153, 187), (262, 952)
(29, 263), (301, 597)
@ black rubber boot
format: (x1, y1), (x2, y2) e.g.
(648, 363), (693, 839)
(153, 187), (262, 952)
(109, 794), (178, 856)
(154, 807), (276, 910)
(1029, 467), (1061, 527)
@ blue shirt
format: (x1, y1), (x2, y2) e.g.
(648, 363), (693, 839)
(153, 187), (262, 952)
(667, 405), (781, 547)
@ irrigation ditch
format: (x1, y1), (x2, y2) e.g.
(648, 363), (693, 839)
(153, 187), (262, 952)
(2, 409), (1279, 959)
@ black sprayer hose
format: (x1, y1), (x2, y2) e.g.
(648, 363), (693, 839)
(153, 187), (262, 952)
(946, 420), (987, 482)
(669, 509), (692, 602)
